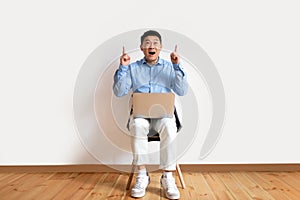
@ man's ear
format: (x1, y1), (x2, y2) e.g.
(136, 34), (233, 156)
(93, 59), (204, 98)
(140, 45), (143, 51)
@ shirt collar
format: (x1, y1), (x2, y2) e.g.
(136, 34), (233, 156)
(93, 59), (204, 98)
(142, 57), (163, 65)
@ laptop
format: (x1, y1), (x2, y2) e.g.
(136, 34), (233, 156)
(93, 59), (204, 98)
(132, 93), (175, 118)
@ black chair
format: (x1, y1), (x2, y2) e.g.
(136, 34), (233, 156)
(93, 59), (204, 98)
(126, 109), (186, 190)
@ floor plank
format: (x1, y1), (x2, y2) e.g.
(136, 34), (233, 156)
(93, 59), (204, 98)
(0, 173), (53, 200)
(83, 173), (109, 200)
(246, 172), (292, 200)
(51, 173), (93, 199)
(0, 173), (27, 191)
(257, 172), (300, 200)
(69, 173), (104, 200)
(184, 172), (216, 199)
(203, 172), (234, 200)
(34, 173), (79, 200)
(105, 173), (128, 200)
(276, 172), (300, 193)
(0, 171), (299, 199)
(231, 172), (276, 200)
(216, 172), (252, 199)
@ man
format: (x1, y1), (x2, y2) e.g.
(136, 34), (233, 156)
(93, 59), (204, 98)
(113, 30), (188, 199)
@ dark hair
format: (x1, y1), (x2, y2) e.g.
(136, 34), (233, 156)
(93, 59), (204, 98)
(140, 30), (162, 44)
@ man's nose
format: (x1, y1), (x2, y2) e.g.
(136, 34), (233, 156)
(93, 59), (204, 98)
(149, 43), (155, 48)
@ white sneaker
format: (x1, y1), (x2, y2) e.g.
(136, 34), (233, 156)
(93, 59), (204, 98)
(131, 174), (150, 198)
(160, 175), (180, 199)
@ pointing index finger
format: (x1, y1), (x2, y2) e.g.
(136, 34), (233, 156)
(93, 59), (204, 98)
(122, 46), (125, 55)
(174, 45), (178, 53)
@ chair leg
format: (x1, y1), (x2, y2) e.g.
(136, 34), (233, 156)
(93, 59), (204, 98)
(126, 164), (136, 190)
(176, 163), (186, 189)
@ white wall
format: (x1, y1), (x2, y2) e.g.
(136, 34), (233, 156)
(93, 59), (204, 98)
(0, 0), (299, 165)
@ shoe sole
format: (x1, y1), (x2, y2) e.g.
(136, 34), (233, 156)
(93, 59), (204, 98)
(161, 188), (180, 199)
(131, 192), (146, 198)
(160, 181), (180, 199)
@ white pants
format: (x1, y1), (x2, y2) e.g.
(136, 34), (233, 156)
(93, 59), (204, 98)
(129, 116), (178, 171)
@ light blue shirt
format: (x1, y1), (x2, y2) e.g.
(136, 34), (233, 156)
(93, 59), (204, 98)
(113, 57), (188, 97)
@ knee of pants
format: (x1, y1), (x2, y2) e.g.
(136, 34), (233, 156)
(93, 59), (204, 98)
(129, 117), (150, 137)
(156, 118), (177, 137)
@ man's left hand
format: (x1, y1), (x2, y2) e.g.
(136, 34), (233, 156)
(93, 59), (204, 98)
(170, 45), (180, 64)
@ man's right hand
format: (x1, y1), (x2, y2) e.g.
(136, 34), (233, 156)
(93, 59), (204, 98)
(120, 46), (130, 66)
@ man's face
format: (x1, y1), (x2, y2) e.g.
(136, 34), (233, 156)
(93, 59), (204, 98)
(140, 36), (162, 63)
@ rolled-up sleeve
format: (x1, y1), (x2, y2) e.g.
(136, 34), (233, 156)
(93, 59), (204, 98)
(113, 65), (132, 97)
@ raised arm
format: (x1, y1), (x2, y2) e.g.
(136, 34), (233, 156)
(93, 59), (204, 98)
(113, 46), (132, 97)
(170, 45), (188, 96)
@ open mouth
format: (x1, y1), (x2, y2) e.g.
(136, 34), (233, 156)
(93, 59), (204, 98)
(149, 51), (156, 55)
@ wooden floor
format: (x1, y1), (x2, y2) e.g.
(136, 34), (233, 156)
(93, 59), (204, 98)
(0, 171), (300, 199)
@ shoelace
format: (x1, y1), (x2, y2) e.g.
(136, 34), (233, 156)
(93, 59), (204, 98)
(134, 176), (148, 189)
